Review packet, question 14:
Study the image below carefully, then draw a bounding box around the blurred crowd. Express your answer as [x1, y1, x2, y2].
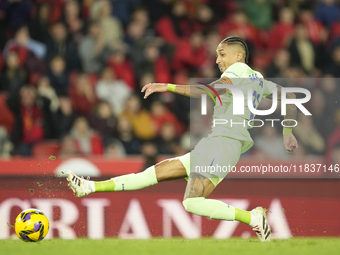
[0, 0, 339, 166]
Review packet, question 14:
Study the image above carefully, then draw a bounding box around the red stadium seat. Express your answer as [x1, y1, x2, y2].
[32, 141, 61, 158]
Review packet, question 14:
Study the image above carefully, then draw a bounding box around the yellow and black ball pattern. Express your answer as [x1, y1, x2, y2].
[15, 209, 49, 242]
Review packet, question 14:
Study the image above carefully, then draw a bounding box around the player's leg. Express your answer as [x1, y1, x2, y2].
[182, 173, 271, 241]
[66, 153, 190, 197]
[182, 173, 251, 224]
[181, 136, 271, 241]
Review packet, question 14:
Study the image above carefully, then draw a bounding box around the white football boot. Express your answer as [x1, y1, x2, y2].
[66, 171, 92, 198]
[251, 207, 271, 242]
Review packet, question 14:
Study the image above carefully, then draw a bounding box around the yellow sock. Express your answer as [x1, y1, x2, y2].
[94, 166, 157, 192]
[235, 208, 251, 225]
[94, 180, 115, 192]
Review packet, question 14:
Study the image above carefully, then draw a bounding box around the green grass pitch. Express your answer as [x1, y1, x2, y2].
[1, 238, 340, 255]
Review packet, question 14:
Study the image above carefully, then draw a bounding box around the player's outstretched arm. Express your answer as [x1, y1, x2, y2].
[141, 79, 229, 99]
[267, 85, 298, 154]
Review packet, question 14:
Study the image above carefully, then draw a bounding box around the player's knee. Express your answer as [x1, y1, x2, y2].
[182, 198, 194, 213]
[182, 197, 204, 214]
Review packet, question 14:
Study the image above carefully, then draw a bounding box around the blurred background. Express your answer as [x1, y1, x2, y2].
[0, 0, 339, 165]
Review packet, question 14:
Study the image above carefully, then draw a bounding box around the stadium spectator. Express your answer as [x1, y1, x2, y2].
[293, 113, 326, 155]
[287, 24, 316, 75]
[181, 116, 209, 152]
[315, 0, 340, 28]
[79, 21, 110, 74]
[299, 7, 328, 46]
[155, 1, 191, 44]
[116, 116, 140, 155]
[62, 0, 86, 46]
[104, 138, 126, 158]
[324, 45, 340, 76]
[58, 134, 80, 158]
[51, 93, 78, 139]
[244, 0, 273, 30]
[155, 122, 184, 155]
[0, 51, 26, 92]
[254, 123, 289, 160]
[131, 6, 150, 29]
[309, 89, 336, 142]
[172, 32, 207, 71]
[36, 75, 59, 114]
[136, 42, 171, 83]
[290, 143, 308, 161]
[331, 144, 340, 175]
[69, 73, 98, 115]
[108, 49, 136, 91]
[0, 126, 12, 158]
[47, 55, 70, 94]
[70, 116, 104, 155]
[264, 49, 291, 78]
[0, 93, 14, 135]
[3, 26, 46, 59]
[143, 0, 172, 25]
[124, 20, 155, 80]
[121, 94, 155, 140]
[325, 116, 340, 167]
[28, 3, 51, 44]
[111, 0, 142, 26]
[320, 75, 339, 115]
[150, 100, 182, 136]
[95, 67, 131, 116]
[330, 15, 340, 40]
[140, 140, 157, 169]
[192, 4, 215, 35]
[0, 0, 32, 34]
[45, 22, 81, 71]
[7, 85, 50, 156]
[268, 7, 295, 49]
[219, 11, 262, 48]
[124, 20, 148, 54]
[287, 0, 315, 15]
[200, 30, 221, 77]
[0, 26, 7, 51]
[171, 71, 190, 126]
[90, 0, 123, 47]
[88, 100, 117, 142]
[137, 72, 158, 110]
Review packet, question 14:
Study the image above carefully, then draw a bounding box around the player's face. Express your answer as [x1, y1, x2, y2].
[215, 43, 239, 73]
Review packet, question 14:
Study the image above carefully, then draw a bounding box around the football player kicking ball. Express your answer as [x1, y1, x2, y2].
[67, 37, 298, 242]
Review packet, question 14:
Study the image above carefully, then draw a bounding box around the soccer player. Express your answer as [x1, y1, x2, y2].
[67, 37, 298, 242]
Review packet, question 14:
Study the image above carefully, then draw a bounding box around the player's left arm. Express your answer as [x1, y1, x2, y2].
[266, 84, 298, 154]
[141, 77, 231, 99]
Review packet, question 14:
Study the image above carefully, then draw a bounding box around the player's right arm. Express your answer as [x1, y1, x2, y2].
[265, 83, 298, 154]
[141, 78, 230, 99]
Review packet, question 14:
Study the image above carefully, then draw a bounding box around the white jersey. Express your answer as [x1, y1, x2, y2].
[211, 62, 276, 153]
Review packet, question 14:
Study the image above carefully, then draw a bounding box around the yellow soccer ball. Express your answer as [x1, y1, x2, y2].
[15, 209, 49, 242]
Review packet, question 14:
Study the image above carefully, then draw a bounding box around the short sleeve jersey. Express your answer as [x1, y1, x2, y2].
[211, 62, 276, 153]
